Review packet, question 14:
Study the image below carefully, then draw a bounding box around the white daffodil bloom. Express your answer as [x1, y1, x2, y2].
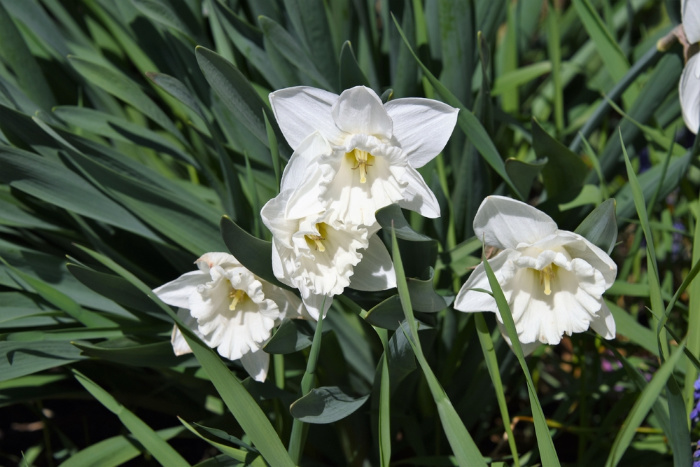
[680, 54, 700, 133]
[683, 0, 700, 44]
[154, 252, 304, 382]
[680, 0, 700, 133]
[454, 196, 617, 355]
[261, 133, 396, 320]
[269, 85, 458, 226]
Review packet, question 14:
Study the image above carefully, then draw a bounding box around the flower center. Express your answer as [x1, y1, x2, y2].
[228, 287, 248, 311]
[304, 222, 328, 252]
[346, 149, 375, 184]
[539, 264, 557, 296]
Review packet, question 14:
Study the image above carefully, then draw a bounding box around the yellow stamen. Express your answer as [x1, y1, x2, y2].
[228, 288, 246, 311]
[347, 149, 375, 184]
[540, 264, 556, 296]
[305, 223, 328, 252]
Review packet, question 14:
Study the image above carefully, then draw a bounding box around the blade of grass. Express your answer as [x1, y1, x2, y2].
[604, 341, 686, 467]
[391, 227, 487, 467]
[481, 258, 560, 466]
[73, 370, 190, 467]
[474, 313, 520, 466]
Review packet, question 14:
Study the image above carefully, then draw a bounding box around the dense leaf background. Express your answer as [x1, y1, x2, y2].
[0, 0, 698, 466]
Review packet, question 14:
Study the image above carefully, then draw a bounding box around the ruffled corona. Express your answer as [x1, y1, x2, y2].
[154, 252, 304, 382]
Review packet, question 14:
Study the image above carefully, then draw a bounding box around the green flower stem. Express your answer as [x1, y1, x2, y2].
[288, 309, 325, 464]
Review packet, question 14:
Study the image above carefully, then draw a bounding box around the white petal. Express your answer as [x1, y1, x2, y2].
[349, 234, 396, 291]
[280, 131, 333, 193]
[332, 86, 392, 139]
[197, 252, 242, 270]
[153, 270, 206, 308]
[473, 196, 558, 250]
[589, 300, 616, 339]
[497, 322, 542, 356]
[396, 165, 441, 218]
[540, 231, 617, 287]
[453, 251, 514, 313]
[384, 98, 459, 168]
[270, 240, 294, 288]
[171, 308, 198, 356]
[683, 0, 700, 44]
[240, 348, 270, 382]
[261, 192, 299, 247]
[262, 281, 305, 320]
[269, 86, 344, 148]
[680, 55, 700, 134]
[302, 293, 333, 321]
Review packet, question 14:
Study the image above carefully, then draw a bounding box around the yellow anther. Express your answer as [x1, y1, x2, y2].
[348, 149, 374, 184]
[305, 223, 328, 252]
[540, 265, 556, 296]
[228, 288, 246, 311]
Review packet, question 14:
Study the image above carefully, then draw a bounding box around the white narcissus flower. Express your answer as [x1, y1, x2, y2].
[680, 54, 700, 134]
[154, 252, 304, 382]
[269, 85, 458, 226]
[680, 0, 700, 133]
[454, 196, 617, 355]
[683, 0, 700, 44]
[261, 132, 396, 320]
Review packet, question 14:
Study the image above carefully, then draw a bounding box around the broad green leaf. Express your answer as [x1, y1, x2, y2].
[0, 2, 55, 110]
[73, 370, 190, 467]
[364, 295, 407, 330]
[574, 199, 618, 254]
[407, 270, 454, 312]
[491, 62, 552, 96]
[58, 426, 185, 467]
[52, 106, 198, 167]
[179, 418, 266, 466]
[0, 146, 159, 240]
[532, 119, 587, 204]
[339, 41, 371, 90]
[72, 339, 193, 368]
[195, 46, 277, 150]
[282, 0, 338, 90]
[0, 340, 86, 382]
[258, 16, 333, 90]
[132, 0, 196, 42]
[504, 158, 546, 201]
[68, 55, 185, 145]
[386, 320, 417, 393]
[376, 204, 433, 242]
[67, 264, 166, 320]
[263, 319, 316, 354]
[290, 386, 370, 424]
[220, 215, 287, 288]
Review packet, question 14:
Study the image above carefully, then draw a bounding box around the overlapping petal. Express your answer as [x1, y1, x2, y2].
[683, 0, 700, 44]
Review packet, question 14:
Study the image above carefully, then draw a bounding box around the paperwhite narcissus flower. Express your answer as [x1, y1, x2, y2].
[454, 196, 617, 355]
[680, 0, 700, 133]
[269, 85, 458, 226]
[154, 252, 304, 382]
[261, 133, 396, 320]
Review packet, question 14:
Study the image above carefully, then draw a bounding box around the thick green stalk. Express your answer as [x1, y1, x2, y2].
[288, 310, 325, 464]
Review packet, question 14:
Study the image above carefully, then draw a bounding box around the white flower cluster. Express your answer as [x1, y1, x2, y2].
[154, 86, 621, 379]
[261, 86, 459, 319]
